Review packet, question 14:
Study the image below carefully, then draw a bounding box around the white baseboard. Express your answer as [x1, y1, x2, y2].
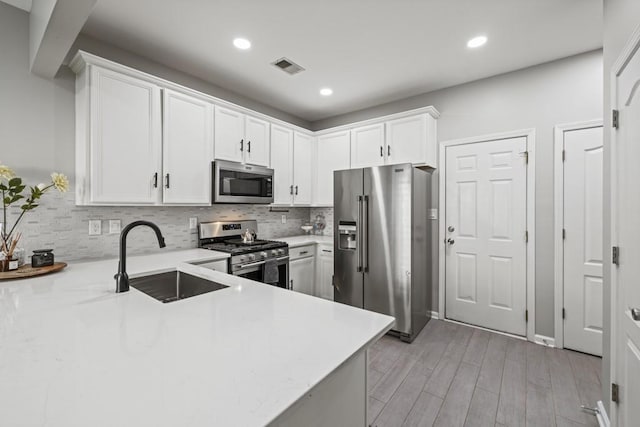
[430, 311, 439, 319]
[534, 334, 556, 347]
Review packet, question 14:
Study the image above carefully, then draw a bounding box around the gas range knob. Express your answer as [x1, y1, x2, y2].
[260, 252, 268, 258]
[248, 254, 256, 261]
[271, 250, 278, 256]
[278, 249, 285, 255]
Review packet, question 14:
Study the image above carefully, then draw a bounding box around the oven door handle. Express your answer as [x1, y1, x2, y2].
[235, 260, 266, 269]
[235, 256, 289, 270]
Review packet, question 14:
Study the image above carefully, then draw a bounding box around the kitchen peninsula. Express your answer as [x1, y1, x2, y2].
[0, 249, 394, 426]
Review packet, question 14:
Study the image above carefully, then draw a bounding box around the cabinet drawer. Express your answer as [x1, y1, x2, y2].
[290, 244, 315, 260]
[318, 245, 334, 257]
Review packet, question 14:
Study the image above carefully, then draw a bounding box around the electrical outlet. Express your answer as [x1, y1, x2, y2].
[109, 220, 121, 234]
[281, 215, 286, 224]
[427, 209, 438, 220]
[88, 220, 102, 235]
[189, 217, 198, 230]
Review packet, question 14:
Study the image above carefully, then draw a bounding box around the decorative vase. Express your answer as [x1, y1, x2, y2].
[0, 255, 18, 272]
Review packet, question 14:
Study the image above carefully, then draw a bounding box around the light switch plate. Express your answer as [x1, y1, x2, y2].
[189, 217, 198, 230]
[109, 220, 121, 234]
[89, 220, 102, 235]
[281, 215, 286, 224]
[427, 209, 438, 220]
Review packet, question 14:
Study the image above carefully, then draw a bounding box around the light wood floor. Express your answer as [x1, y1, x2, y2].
[368, 319, 602, 427]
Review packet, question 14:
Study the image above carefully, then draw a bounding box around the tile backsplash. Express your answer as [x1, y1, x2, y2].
[3, 190, 311, 262]
[310, 208, 334, 236]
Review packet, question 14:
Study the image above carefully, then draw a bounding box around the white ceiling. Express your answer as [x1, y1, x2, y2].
[81, 0, 602, 122]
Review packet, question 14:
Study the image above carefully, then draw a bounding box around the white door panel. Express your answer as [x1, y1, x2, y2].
[614, 40, 640, 426]
[244, 116, 270, 166]
[563, 126, 603, 356]
[270, 124, 293, 205]
[445, 137, 527, 336]
[350, 123, 385, 168]
[214, 106, 244, 162]
[293, 132, 312, 205]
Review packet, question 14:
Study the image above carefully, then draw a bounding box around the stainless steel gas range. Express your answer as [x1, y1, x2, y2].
[198, 220, 290, 289]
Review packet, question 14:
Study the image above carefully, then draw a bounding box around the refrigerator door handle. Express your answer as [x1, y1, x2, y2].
[363, 195, 369, 272]
[357, 195, 363, 272]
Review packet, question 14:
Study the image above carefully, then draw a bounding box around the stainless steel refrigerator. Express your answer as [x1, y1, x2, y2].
[333, 163, 433, 342]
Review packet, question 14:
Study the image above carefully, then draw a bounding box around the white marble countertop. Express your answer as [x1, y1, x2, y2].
[276, 235, 333, 248]
[0, 248, 393, 427]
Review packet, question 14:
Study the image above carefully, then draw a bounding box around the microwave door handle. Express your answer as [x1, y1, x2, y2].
[357, 195, 363, 272]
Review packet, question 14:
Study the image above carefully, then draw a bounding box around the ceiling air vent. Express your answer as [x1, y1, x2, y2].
[272, 57, 305, 75]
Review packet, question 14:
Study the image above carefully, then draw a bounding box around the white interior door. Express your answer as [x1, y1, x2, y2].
[445, 137, 528, 336]
[562, 126, 603, 356]
[613, 34, 640, 427]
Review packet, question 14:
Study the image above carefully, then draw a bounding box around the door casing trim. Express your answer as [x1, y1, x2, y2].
[438, 128, 536, 342]
[552, 119, 603, 351]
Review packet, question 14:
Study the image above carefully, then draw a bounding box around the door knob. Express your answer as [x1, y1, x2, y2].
[632, 308, 640, 321]
[448, 226, 455, 232]
[447, 238, 455, 245]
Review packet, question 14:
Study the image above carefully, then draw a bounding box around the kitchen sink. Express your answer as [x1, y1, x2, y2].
[130, 271, 228, 303]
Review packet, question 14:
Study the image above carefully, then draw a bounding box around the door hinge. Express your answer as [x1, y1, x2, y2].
[612, 246, 620, 266]
[525, 231, 529, 242]
[525, 310, 529, 322]
[612, 383, 619, 403]
[613, 109, 619, 129]
[521, 151, 529, 164]
[562, 308, 566, 319]
[562, 229, 566, 240]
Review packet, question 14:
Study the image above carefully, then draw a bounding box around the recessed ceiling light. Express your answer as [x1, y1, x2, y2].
[320, 88, 333, 96]
[467, 35, 487, 48]
[233, 38, 251, 50]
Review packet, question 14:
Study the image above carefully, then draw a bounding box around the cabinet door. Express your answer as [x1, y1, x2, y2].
[244, 116, 270, 166]
[293, 132, 313, 205]
[214, 106, 244, 163]
[290, 256, 315, 295]
[350, 123, 385, 168]
[315, 131, 350, 206]
[90, 67, 161, 204]
[270, 124, 294, 205]
[385, 114, 428, 166]
[317, 247, 334, 301]
[162, 89, 213, 204]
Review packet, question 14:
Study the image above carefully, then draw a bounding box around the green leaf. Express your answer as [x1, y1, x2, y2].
[4, 197, 11, 205]
[8, 177, 21, 187]
[14, 185, 25, 193]
[0, 183, 7, 191]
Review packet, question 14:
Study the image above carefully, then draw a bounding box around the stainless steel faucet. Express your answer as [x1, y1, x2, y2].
[114, 220, 166, 293]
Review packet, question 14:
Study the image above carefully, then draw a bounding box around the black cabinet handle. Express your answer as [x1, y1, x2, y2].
[295, 185, 299, 195]
[380, 146, 383, 157]
[240, 139, 244, 152]
[153, 172, 158, 188]
[322, 249, 332, 253]
[388, 145, 391, 156]
[165, 173, 170, 189]
[248, 140, 251, 153]
[290, 185, 294, 195]
[300, 251, 309, 255]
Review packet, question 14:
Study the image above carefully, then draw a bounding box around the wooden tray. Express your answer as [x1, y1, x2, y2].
[0, 262, 67, 281]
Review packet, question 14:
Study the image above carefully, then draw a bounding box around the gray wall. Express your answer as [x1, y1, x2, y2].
[602, 0, 640, 412]
[313, 50, 604, 338]
[0, 3, 309, 261]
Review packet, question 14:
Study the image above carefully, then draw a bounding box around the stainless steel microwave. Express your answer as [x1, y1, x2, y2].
[212, 160, 274, 204]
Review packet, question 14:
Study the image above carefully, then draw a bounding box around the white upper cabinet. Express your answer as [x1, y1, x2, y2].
[350, 123, 385, 168]
[80, 66, 162, 205]
[214, 106, 244, 163]
[162, 89, 214, 205]
[270, 124, 294, 205]
[293, 132, 313, 205]
[244, 116, 270, 166]
[385, 113, 435, 166]
[214, 106, 270, 167]
[315, 131, 351, 206]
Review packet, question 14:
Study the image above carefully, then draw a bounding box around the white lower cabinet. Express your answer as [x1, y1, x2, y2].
[316, 245, 334, 301]
[289, 250, 315, 295]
